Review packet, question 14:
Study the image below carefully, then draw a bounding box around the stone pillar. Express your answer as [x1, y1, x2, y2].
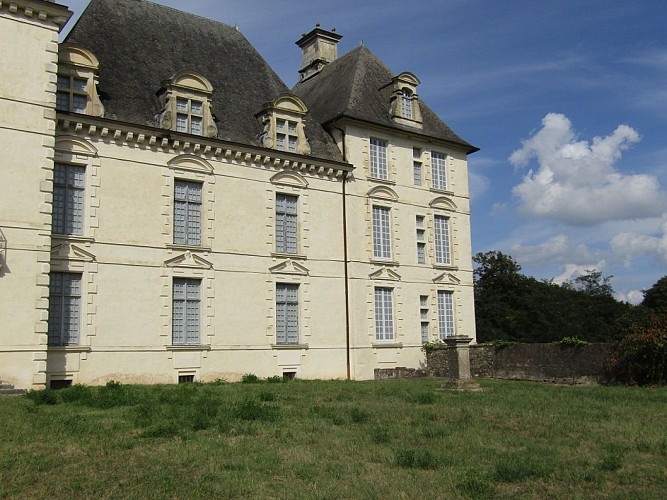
[441, 336, 481, 391]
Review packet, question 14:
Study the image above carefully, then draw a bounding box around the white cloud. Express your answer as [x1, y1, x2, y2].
[509, 234, 594, 266]
[509, 113, 667, 225]
[468, 172, 490, 200]
[552, 262, 606, 286]
[616, 290, 645, 305]
[611, 217, 667, 265]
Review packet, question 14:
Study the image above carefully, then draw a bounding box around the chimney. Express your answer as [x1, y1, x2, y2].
[296, 24, 342, 81]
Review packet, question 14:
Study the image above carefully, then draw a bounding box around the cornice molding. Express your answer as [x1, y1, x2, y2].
[0, 0, 72, 29]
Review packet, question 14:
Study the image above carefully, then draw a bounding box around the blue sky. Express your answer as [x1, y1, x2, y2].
[62, 0, 667, 303]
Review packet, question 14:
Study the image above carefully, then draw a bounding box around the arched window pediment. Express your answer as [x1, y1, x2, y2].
[429, 196, 457, 211]
[368, 186, 399, 202]
[158, 70, 217, 138]
[258, 93, 310, 155]
[167, 154, 214, 175]
[55, 136, 98, 156]
[270, 171, 309, 188]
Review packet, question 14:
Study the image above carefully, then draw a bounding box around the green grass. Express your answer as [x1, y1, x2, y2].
[1, 379, 666, 499]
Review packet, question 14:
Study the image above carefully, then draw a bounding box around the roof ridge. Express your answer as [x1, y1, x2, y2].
[139, 0, 239, 31]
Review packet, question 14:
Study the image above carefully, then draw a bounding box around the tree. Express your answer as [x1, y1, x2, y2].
[564, 270, 614, 298]
[642, 276, 667, 312]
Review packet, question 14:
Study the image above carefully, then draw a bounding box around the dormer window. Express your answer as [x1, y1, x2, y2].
[389, 72, 422, 128]
[56, 75, 88, 113]
[258, 94, 310, 155]
[56, 43, 104, 116]
[276, 119, 298, 152]
[176, 98, 203, 135]
[158, 70, 217, 138]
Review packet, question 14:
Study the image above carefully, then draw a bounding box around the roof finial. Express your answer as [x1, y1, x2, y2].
[360, 38, 364, 47]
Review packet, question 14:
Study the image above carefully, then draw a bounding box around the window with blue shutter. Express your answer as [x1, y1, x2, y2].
[374, 287, 394, 341]
[172, 278, 200, 345]
[53, 163, 85, 236]
[174, 180, 202, 246]
[434, 215, 451, 265]
[276, 283, 299, 344]
[276, 194, 298, 254]
[372, 206, 391, 259]
[438, 291, 455, 340]
[48, 273, 81, 346]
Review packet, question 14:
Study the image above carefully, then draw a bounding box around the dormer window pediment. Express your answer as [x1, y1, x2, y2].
[57, 43, 104, 117]
[258, 94, 311, 155]
[158, 70, 218, 138]
[389, 72, 422, 128]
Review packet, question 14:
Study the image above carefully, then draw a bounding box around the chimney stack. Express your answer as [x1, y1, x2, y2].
[296, 24, 342, 81]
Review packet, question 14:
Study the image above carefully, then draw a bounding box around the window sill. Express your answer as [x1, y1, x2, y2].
[271, 343, 309, 350]
[167, 344, 211, 351]
[370, 259, 399, 267]
[368, 177, 395, 186]
[47, 345, 92, 353]
[271, 252, 307, 260]
[433, 264, 458, 271]
[430, 187, 455, 196]
[372, 342, 403, 349]
[166, 244, 211, 252]
[51, 235, 95, 244]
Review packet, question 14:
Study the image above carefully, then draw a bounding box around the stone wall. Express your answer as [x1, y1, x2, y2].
[427, 343, 612, 384]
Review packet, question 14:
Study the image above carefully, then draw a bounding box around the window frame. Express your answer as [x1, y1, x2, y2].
[374, 287, 395, 342]
[173, 179, 203, 247]
[437, 290, 455, 340]
[275, 193, 299, 254]
[172, 278, 201, 346]
[52, 162, 86, 236]
[47, 272, 82, 346]
[276, 283, 299, 345]
[420, 295, 430, 343]
[431, 152, 448, 191]
[370, 138, 388, 180]
[372, 205, 392, 260]
[434, 214, 451, 266]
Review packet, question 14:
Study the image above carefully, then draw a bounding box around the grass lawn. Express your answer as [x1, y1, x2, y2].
[0, 378, 665, 499]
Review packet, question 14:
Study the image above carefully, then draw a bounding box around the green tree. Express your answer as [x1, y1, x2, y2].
[564, 270, 614, 298]
[642, 276, 667, 312]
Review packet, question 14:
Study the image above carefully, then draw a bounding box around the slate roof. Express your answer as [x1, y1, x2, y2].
[64, 0, 343, 161]
[293, 46, 478, 154]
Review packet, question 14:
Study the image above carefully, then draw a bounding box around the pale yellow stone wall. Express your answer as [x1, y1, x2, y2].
[339, 122, 476, 380]
[0, 2, 70, 389]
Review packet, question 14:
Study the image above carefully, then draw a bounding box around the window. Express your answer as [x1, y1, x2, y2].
[172, 278, 200, 345]
[158, 70, 217, 138]
[434, 215, 451, 265]
[275, 193, 298, 254]
[173, 180, 202, 246]
[413, 148, 423, 186]
[416, 216, 426, 264]
[432, 152, 447, 191]
[257, 94, 310, 155]
[276, 284, 299, 344]
[420, 295, 430, 343]
[53, 163, 85, 236]
[176, 98, 203, 135]
[56, 75, 88, 113]
[372, 206, 392, 260]
[48, 273, 81, 346]
[370, 138, 388, 179]
[276, 120, 298, 153]
[438, 291, 455, 339]
[374, 287, 394, 341]
[401, 89, 413, 120]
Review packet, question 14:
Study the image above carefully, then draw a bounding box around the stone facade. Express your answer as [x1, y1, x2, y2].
[0, 0, 477, 389]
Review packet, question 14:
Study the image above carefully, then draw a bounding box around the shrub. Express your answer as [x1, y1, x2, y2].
[59, 384, 93, 404]
[235, 398, 278, 422]
[259, 391, 276, 402]
[266, 376, 283, 384]
[241, 373, 260, 384]
[25, 389, 59, 405]
[608, 315, 667, 385]
[421, 339, 445, 354]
